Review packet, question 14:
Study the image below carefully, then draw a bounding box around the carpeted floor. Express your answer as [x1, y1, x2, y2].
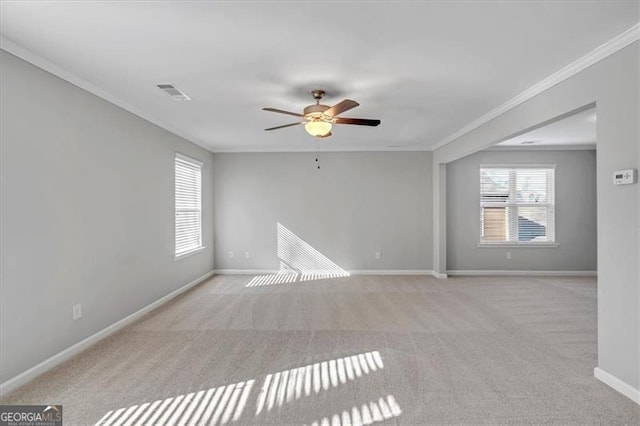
[1, 274, 639, 425]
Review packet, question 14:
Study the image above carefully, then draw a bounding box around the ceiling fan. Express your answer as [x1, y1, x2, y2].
[263, 90, 381, 138]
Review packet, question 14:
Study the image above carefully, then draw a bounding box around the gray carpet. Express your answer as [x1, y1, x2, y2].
[1, 274, 639, 425]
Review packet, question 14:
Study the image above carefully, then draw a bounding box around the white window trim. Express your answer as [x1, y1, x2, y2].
[174, 153, 204, 260]
[174, 246, 206, 260]
[480, 164, 557, 169]
[478, 164, 557, 247]
[176, 152, 203, 167]
[477, 242, 560, 248]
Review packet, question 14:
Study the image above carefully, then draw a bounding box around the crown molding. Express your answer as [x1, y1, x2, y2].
[211, 146, 433, 154]
[431, 23, 640, 151]
[488, 143, 596, 151]
[0, 36, 213, 153]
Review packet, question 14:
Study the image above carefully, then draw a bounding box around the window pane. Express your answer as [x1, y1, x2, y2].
[480, 166, 555, 244]
[480, 169, 510, 203]
[481, 207, 508, 242]
[517, 206, 550, 242]
[175, 155, 202, 256]
[515, 169, 551, 204]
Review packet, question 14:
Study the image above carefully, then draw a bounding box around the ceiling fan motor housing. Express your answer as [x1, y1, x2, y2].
[303, 104, 330, 118]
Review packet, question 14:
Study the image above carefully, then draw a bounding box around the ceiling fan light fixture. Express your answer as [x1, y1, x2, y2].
[263, 89, 380, 138]
[305, 120, 332, 137]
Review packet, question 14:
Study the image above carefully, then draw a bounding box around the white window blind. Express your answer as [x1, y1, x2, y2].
[480, 166, 555, 244]
[175, 154, 202, 257]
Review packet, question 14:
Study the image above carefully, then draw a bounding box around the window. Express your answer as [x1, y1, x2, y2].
[480, 166, 555, 244]
[175, 154, 203, 257]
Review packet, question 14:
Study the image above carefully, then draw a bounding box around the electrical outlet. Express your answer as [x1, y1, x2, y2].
[245, 251, 250, 259]
[506, 251, 512, 260]
[228, 251, 234, 259]
[72, 304, 82, 320]
[374, 251, 382, 260]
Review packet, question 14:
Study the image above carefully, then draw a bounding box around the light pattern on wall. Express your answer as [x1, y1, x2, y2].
[246, 223, 349, 287]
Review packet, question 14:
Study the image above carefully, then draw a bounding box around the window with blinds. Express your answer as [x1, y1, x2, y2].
[175, 154, 203, 257]
[480, 166, 555, 244]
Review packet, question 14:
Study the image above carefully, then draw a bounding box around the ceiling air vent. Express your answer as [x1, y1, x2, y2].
[520, 140, 540, 145]
[157, 84, 191, 101]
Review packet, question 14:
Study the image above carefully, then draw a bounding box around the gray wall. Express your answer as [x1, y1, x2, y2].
[434, 42, 639, 392]
[0, 51, 215, 383]
[213, 152, 432, 272]
[447, 149, 597, 271]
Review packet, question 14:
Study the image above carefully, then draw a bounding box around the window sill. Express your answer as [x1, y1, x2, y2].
[175, 246, 206, 260]
[477, 242, 559, 248]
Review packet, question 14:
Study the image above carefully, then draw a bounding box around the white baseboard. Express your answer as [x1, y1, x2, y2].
[0, 270, 214, 397]
[215, 269, 433, 276]
[349, 270, 432, 276]
[447, 270, 597, 277]
[594, 367, 640, 405]
[217, 269, 595, 278]
[214, 269, 278, 275]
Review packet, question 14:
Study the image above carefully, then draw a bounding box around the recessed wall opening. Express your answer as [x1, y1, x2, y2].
[446, 105, 597, 274]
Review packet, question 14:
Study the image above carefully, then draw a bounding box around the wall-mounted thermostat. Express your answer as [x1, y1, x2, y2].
[613, 168, 637, 185]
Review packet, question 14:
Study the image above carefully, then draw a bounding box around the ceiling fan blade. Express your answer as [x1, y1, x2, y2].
[335, 117, 381, 126]
[264, 122, 303, 131]
[324, 99, 359, 117]
[262, 107, 304, 117]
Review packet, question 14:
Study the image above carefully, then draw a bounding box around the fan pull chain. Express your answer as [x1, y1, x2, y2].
[315, 141, 320, 170]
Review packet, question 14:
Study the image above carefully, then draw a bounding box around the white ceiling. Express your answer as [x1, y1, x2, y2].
[497, 107, 596, 148]
[1, 2, 638, 152]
